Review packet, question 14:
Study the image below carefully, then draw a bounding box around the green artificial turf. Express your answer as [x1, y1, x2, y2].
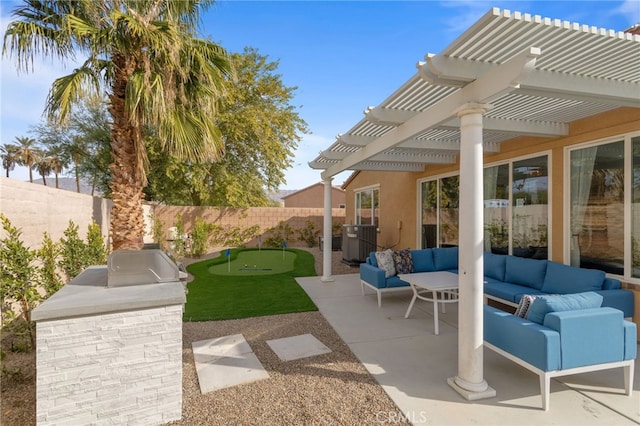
[183, 248, 318, 321]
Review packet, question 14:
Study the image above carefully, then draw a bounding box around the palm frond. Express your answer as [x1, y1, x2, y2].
[159, 107, 224, 163]
[46, 67, 101, 123]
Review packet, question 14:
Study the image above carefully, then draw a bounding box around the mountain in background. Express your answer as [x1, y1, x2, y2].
[268, 189, 296, 205]
[28, 177, 102, 196]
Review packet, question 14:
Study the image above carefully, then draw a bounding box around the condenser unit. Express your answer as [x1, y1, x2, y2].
[341, 224, 377, 266]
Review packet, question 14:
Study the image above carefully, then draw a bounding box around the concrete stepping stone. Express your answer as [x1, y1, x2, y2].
[192, 334, 269, 394]
[266, 333, 332, 361]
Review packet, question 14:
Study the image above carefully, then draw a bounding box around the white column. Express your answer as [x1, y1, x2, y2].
[321, 178, 334, 282]
[447, 103, 496, 400]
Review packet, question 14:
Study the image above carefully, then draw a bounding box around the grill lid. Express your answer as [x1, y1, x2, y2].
[107, 249, 181, 287]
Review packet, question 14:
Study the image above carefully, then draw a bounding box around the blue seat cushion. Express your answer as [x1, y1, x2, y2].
[526, 292, 603, 324]
[433, 247, 458, 271]
[504, 256, 547, 290]
[484, 280, 544, 304]
[541, 261, 605, 294]
[411, 249, 435, 272]
[484, 252, 506, 282]
[386, 276, 410, 288]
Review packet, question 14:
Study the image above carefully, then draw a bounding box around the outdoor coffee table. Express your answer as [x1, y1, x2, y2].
[399, 271, 459, 335]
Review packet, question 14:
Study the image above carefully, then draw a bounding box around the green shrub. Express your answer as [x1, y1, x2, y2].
[171, 214, 187, 259]
[58, 221, 88, 282]
[0, 215, 109, 355]
[36, 232, 63, 297]
[264, 221, 294, 248]
[85, 221, 109, 265]
[150, 214, 165, 250]
[209, 224, 261, 248]
[0, 214, 39, 350]
[189, 217, 211, 258]
[298, 220, 320, 247]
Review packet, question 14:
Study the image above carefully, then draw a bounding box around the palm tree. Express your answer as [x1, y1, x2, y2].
[64, 137, 88, 193]
[45, 146, 66, 189]
[35, 151, 53, 186]
[14, 136, 38, 183]
[1, 143, 19, 177]
[3, 0, 232, 250]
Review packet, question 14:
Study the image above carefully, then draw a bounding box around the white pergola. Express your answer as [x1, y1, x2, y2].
[310, 8, 640, 401]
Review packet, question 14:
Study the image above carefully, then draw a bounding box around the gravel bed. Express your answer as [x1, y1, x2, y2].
[2, 247, 407, 425]
[174, 311, 406, 425]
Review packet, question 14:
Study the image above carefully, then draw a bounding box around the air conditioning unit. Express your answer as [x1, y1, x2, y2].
[341, 224, 377, 266]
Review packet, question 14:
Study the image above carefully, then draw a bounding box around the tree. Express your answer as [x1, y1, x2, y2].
[34, 151, 53, 186]
[30, 122, 71, 189]
[1, 144, 19, 178]
[33, 96, 112, 195]
[145, 47, 308, 207]
[3, 0, 232, 250]
[45, 146, 65, 189]
[68, 97, 113, 196]
[14, 136, 38, 182]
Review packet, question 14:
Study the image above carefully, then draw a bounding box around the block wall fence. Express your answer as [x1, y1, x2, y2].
[152, 205, 346, 247]
[1, 177, 346, 251]
[0, 177, 113, 249]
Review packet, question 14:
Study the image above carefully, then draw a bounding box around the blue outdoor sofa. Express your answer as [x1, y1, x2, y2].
[484, 296, 636, 410]
[359, 247, 635, 318]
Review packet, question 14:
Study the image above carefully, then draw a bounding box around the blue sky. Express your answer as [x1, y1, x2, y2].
[1, 0, 638, 189]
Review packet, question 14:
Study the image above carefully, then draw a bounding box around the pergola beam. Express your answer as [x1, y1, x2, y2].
[319, 149, 457, 164]
[364, 106, 417, 125]
[321, 47, 540, 180]
[441, 116, 568, 137]
[420, 53, 640, 107]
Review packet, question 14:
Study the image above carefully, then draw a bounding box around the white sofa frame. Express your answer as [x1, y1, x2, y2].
[484, 341, 635, 411]
[360, 279, 413, 308]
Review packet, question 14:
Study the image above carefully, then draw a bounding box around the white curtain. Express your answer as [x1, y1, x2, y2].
[570, 147, 598, 266]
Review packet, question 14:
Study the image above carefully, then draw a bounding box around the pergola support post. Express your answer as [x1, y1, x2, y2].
[321, 177, 334, 282]
[447, 103, 496, 400]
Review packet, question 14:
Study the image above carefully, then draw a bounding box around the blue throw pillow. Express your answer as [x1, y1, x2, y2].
[541, 261, 605, 294]
[433, 247, 458, 271]
[504, 256, 547, 290]
[526, 292, 603, 324]
[411, 249, 435, 272]
[484, 252, 506, 281]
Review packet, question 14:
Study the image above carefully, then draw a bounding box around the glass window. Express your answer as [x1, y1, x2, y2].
[419, 177, 458, 248]
[356, 187, 379, 226]
[439, 176, 459, 247]
[512, 156, 548, 259]
[483, 164, 509, 254]
[421, 180, 437, 248]
[419, 155, 549, 258]
[632, 137, 640, 278]
[570, 141, 624, 274]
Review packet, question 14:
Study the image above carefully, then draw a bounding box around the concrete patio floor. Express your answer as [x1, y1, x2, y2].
[296, 273, 640, 425]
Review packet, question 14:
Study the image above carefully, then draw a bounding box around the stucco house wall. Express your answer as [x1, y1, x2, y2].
[343, 171, 418, 250]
